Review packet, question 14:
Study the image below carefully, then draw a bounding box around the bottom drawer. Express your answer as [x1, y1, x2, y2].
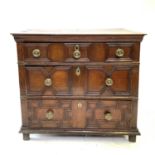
[28, 100, 136, 129]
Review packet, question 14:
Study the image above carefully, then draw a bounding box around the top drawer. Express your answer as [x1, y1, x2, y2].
[17, 43, 140, 64]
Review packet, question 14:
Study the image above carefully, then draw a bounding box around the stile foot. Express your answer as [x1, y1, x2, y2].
[23, 133, 30, 140]
[128, 135, 136, 142]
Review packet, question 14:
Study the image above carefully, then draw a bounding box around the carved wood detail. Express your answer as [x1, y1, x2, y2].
[12, 29, 145, 141]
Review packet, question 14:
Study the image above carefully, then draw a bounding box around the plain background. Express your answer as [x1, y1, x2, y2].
[0, 0, 155, 154]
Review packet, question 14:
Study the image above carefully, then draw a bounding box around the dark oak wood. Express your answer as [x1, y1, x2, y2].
[20, 128, 140, 136]
[12, 34, 144, 43]
[128, 135, 137, 142]
[12, 29, 145, 142]
[23, 133, 30, 140]
[27, 100, 135, 129]
[17, 42, 140, 63]
[24, 65, 138, 96]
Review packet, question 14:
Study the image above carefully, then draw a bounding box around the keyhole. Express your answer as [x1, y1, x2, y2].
[76, 67, 80, 76]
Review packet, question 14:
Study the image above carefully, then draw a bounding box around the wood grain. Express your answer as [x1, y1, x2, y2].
[12, 29, 145, 142]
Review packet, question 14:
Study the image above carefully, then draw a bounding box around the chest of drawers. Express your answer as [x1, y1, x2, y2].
[12, 29, 145, 142]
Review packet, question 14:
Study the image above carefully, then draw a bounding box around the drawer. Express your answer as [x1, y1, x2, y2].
[25, 65, 138, 96]
[28, 100, 135, 129]
[19, 42, 140, 63]
[106, 43, 140, 62]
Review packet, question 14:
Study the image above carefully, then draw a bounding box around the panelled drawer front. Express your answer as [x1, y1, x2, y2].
[26, 66, 71, 96]
[28, 100, 134, 129]
[87, 65, 139, 96]
[20, 42, 140, 63]
[106, 43, 140, 62]
[25, 65, 138, 96]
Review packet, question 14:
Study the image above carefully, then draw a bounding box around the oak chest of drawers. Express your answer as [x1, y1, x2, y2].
[12, 29, 145, 142]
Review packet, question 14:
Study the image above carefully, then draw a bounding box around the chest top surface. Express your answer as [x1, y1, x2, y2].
[11, 28, 145, 43]
[12, 28, 145, 35]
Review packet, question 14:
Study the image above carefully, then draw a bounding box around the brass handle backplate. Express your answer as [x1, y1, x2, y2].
[73, 45, 81, 59]
[44, 78, 52, 86]
[77, 102, 82, 108]
[104, 112, 112, 121]
[115, 48, 124, 57]
[105, 78, 113, 86]
[46, 110, 54, 120]
[75, 66, 81, 76]
[32, 49, 41, 58]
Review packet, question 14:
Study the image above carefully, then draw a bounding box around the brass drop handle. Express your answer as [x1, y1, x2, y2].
[77, 102, 82, 108]
[73, 45, 81, 59]
[75, 66, 80, 76]
[44, 78, 52, 86]
[105, 78, 113, 86]
[115, 48, 124, 57]
[32, 49, 41, 58]
[104, 111, 112, 121]
[46, 110, 54, 120]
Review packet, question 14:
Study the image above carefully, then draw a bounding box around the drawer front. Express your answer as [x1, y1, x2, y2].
[25, 66, 86, 96]
[87, 65, 139, 96]
[28, 100, 135, 129]
[106, 43, 140, 62]
[19, 42, 140, 63]
[25, 65, 138, 96]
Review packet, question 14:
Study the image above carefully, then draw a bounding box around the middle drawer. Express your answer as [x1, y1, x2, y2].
[25, 65, 138, 96]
